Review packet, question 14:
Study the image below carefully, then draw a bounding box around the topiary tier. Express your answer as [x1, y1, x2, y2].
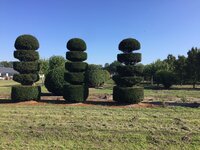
[63, 38, 89, 102]
[11, 34, 41, 102]
[113, 38, 144, 104]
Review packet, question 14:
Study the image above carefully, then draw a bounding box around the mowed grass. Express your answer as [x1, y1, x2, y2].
[0, 105, 199, 150]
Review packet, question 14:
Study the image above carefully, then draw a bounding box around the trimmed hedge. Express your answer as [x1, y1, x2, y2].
[13, 74, 39, 85]
[66, 51, 87, 62]
[13, 61, 40, 74]
[113, 86, 144, 103]
[113, 75, 143, 87]
[64, 72, 85, 84]
[117, 65, 143, 76]
[117, 53, 141, 64]
[44, 67, 68, 95]
[63, 84, 88, 102]
[14, 50, 39, 61]
[11, 86, 41, 102]
[14, 34, 39, 50]
[67, 38, 86, 51]
[65, 62, 88, 72]
[118, 38, 140, 53]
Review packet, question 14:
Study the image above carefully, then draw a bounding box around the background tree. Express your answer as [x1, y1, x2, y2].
[164, 54, 176, 71]
[0, 61, 13, 68]
[174, 55, 187, 85]
[186, 47, 200, 88]
[104, 60, 122, 75]
[49, 55, 65, 70]
[38, 59, 49, 75]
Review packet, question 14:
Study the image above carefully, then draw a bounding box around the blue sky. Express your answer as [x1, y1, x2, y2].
[0, 0, 200, 65]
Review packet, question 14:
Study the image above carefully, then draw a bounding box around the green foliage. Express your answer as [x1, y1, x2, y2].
[87, 64, 103, 71]
[14, 50, 39, 61]
[65, 72, 85, 84]
[117, 64, 143, 76]
[13, 74, 39, 85]
[11, 86, 41, 102]
[66, 51, 87, 62]
[155, 70, 176, 89]
[113, 86, 144, 103]
[14, 34, 39, 50]
[65, 62, 88, 72]
[117, 53, 141, 65]
[63, 84, 88, 102]
[118, 38, 140, 53]
[49, 55, 65, 70]
[13, 62, 40, 74]
[164, 54, 176, 71]
[113, 75, 143, 87]
[44, 67, 68, 95]
[67, 38, 86, 51]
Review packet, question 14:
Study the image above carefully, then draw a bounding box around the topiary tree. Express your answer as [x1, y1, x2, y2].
[11, 34, 41, 102]
[63, 38, 88, 102]
[113, 38, 144, 103]
[45, 67, 69, 95]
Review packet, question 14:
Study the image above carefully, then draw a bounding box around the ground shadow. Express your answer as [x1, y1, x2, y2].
[144, 85, 200, 91]
[0, 99, 13, 103]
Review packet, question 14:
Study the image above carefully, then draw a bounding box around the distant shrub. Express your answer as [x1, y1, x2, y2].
[155, 70, 176, 89]
[86, 69, 110, 88]
[45, 67, 68, 95]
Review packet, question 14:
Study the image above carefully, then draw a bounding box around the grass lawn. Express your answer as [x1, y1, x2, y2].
[0, 105, 199, 150]
[0, 80, 200, 149]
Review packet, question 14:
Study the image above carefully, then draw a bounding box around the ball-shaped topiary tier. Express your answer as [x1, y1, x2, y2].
[63, 84, 89, 102]
[113, 38, 144, 104]
[66, 51, 87, 62]
[63, 38, 89, 103]
[67, 38, 86, 51]
[65, 62, 88, 72]
[118, 38, 140, 53]
[14, 34, 39, 50]
[113, 86, 144, 103]
[14, 50, 39, 61]
[11, 34, 41, 102]
[11, 86, 41, 102]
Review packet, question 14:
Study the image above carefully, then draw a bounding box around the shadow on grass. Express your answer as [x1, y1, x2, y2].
[144, 85, 200, 91]
[0, 99, 13, 103]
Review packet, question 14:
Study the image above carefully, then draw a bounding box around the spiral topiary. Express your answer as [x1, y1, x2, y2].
[63, 38, 88, 102]
[113, 38, 144, 103]
[11, 34, 41, 102]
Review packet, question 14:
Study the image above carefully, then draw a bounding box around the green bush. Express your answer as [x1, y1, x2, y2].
[49, 55, 65, 70]
[113, 75, 143, 87]
[13, 74, 39, 85]
[13, 61, 40, 74]
[45, 67, 68, 95]
[65, 62, 88, 72]
[117, 53, 141, 65]
[66, 51, 87, 62]
[86, 69, 110, 88]
[117, 65, 143, 76]
[64, 72, 85, 84]
[14, 34, 39, 50]
[11, 86, 41, 102]
[14, 50, 39, 61]
[155, 70, 176, 89]
[118, 38, 140, 53]
[113, 86, 144, 103]
[67, 38, 86, 51]
[63, 84, 88, 102]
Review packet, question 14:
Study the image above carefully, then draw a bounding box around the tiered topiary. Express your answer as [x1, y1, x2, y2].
[113, 38, 144, 103]
[63, 38, 88, 102]
[11, 34, 41, 102]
